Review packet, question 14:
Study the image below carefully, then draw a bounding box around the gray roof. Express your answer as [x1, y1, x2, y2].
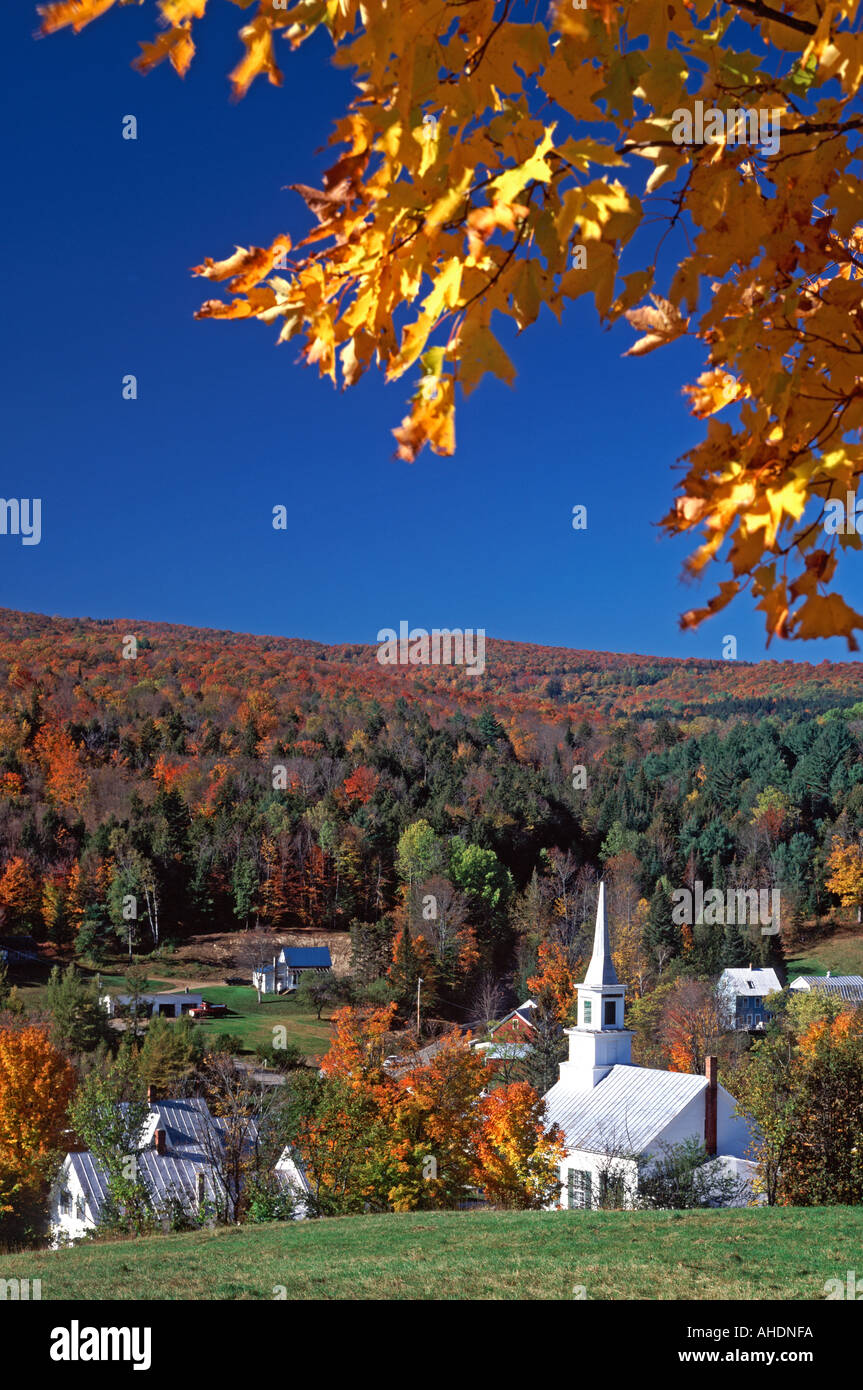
[793, 975, 863, 1002]
[544, 1064, 708, 1155]
[63, 1097, 303, 1221]
[719, 967, 782, 997]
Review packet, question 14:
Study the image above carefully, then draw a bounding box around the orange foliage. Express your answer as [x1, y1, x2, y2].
[0, 1024, 76, 1212]
[34, 721, 89, 813]
[527, 940, 580, 1023]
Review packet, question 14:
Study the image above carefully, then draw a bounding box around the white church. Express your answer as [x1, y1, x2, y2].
[544, 883, 755, 1209]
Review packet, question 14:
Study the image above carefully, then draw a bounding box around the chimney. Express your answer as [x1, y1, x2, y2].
[704, 1056, 718, 1157]
[147, 1085, 156, 1104]
[826, 970, 832, 979]
[154, 1128, 166, 1156]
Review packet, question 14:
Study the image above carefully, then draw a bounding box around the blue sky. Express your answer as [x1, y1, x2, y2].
[3, 3, 860, 664]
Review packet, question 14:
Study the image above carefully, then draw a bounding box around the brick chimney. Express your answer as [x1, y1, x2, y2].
[153, 1128, 166, 1156]
[704, 1056, 718, 1157]
[147, 1084, 156, 1104]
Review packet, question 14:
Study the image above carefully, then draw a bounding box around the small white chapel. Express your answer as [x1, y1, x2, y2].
[543, 882, 754, 1209]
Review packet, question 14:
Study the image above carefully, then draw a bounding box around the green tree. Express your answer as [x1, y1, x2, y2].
[45, 964, 112, 1056]
[68, 1050, 153, 1234]
[137, 1015, 202, 1093]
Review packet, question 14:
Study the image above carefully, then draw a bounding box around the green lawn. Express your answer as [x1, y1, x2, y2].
[179, 985, 333, 1057]
[4, 1207, 861, 1300]
[16, 975, 333, 1061]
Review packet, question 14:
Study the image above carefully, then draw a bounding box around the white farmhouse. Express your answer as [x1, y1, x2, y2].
[49, 1094, 310, 1245]
[544, 883, 754, 1210]
[252, 946, 333, 995]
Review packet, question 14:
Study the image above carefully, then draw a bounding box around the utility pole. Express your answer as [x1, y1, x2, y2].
[416, 977, 423, 1037]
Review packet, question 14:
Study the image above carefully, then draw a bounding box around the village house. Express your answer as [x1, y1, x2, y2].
[49, 1092, 309, 1245]
[717, 966, 783, 1031]
[544, 883, 755, 1210]
[472, 999, 537, 1070]
[251, 945, 332, 995]
[789, 972, 863, 1005]
[100, 991, 204, 1020]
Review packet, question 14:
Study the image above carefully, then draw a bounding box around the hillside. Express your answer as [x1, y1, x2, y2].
[2, 607, 862, 727]
[2, 604, 863, 1024]
[5, 1207, 861, 1300]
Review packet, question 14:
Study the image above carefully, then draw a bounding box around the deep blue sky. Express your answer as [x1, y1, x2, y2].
[3, 3, 860, 664]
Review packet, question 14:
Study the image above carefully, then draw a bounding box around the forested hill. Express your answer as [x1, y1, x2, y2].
[1, 607, 861, 726]
[1, 607, 862, 993]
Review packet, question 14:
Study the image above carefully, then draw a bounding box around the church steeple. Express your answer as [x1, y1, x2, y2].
[582, 880, 620, 989]
[558, 881, 633, 1090]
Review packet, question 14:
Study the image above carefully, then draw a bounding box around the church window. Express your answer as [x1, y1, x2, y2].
[604, 999, 616, 1026]
[583, 1000, 592, 1025]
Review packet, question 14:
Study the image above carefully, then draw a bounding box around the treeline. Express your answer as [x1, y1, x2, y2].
[1, 612, 863, 1024]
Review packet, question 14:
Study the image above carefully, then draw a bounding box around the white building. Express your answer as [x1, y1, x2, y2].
[49, 1095, 310, 1245]
[789, 973, 863, 1005]
[717, 966, 782, 1031]
[544, 883, 754, 1210]
[252, 946, 333, 995]
[100, 992, 203, 1019]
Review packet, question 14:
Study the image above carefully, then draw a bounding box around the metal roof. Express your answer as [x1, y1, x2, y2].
[544, 1064, 708, 1155]
[279, 947, 332, 968]
[109, 993, 203, 1007]
[719, 968, 782, 997]
[793, 974, 863, 1002]
[63, 1097, 306, 1222]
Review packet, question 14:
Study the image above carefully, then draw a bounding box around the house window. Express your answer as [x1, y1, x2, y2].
[75, 1198, 86, 1222]
[583, 1000, 592, 1025]
[746, 1013, 753, 1028]
[603, 1000, 616, 1026]
[567, 1169, 592, 1210]
[60, 1192, 72, 1215]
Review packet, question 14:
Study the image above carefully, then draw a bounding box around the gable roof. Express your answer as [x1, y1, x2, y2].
[718, 967, 782, 997]
[490, 1000, 537, 1034]
[791, 974, 863, 1002]
[61, 1097, 307, 1223]
[544, 1064, 708, 1155]
[278, 947, 332, 969]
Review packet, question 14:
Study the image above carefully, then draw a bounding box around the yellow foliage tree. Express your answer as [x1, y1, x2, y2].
[38, 0, 863, 645]
[0, 1023, 76, 1215]
[825, 835, 863, 921]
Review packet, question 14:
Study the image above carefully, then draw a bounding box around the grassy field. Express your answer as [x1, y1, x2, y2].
[177, 985, 333, 1056]
[15, 972, 333, 1061]
[4, 1207, 861, 1301]
[788, 929, 863, 980]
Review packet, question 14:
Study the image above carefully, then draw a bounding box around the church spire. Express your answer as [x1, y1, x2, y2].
[557, 879, 632, 1089]
[583, 881, 620, 988]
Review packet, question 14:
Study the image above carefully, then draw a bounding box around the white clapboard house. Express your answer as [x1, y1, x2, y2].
[49, 1093, 309, 1245]
[251, 945, 332, 995]
[543, 883, 755, 1210]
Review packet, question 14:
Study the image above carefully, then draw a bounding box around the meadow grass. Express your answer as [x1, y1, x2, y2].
[4, 1207, 860, 1301]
